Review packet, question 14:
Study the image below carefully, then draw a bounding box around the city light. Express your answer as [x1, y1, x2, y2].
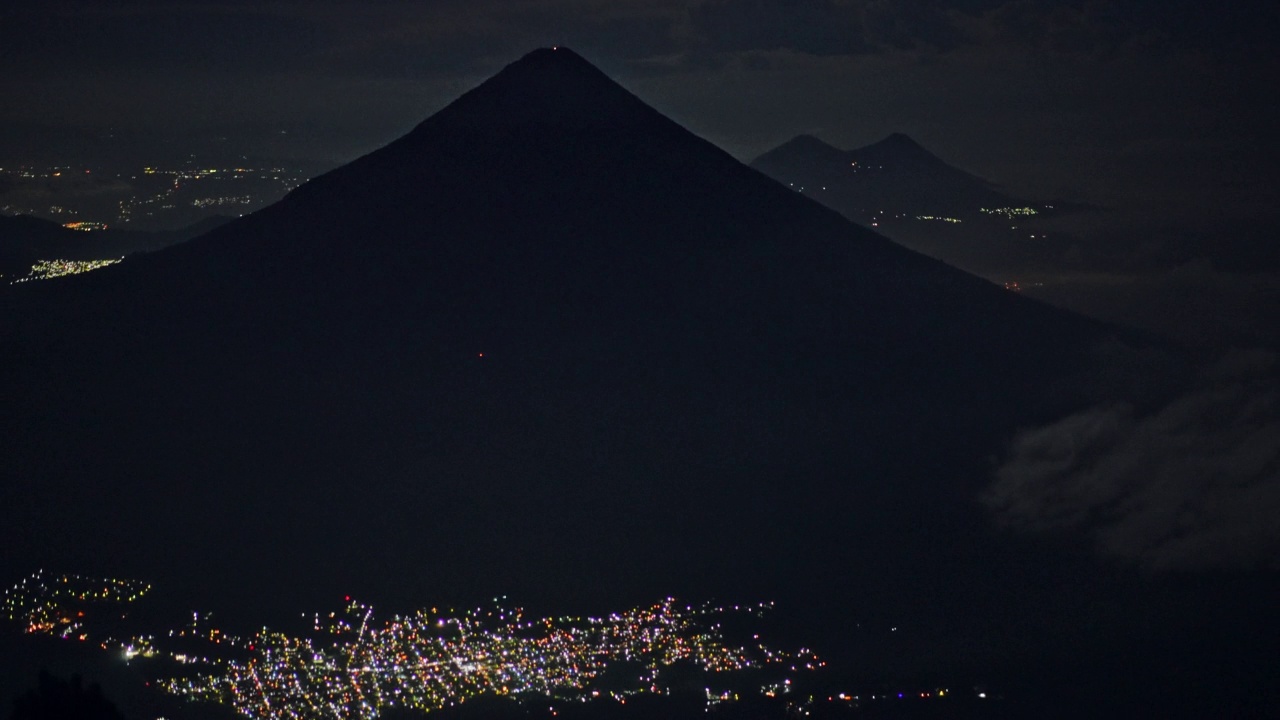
[4, 572, 828, 719]
[62, 221, 109, 231]
[980, 206, 1039, 218]
[10, 258, 123, 284]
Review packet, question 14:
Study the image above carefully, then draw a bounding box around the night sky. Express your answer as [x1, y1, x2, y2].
[3, 1, 1278, 225]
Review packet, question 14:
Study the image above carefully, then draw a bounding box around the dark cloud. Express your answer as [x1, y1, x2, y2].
[689, 0, 874, 56]
[862, 1, 966, 51]
[976, 0, 1280, 57]
[0, 7, 322, 73]
[4, 0, 1274, 76]
[309, 24, 507, 79]
[682, 0, 984, 57]
[980, 1, 1125, 54]
[1108, 1, 1280, 53]
[682, 0, 1279, 60]
[679, 0, 1160, 60]
[559, 14, 682, 64]
[984, 350, 1280, 571]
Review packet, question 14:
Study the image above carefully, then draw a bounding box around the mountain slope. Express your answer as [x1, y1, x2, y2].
[0, 48, 1186, 696]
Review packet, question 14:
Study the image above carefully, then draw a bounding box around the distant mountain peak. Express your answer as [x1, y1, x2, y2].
[783, 134, 841, 153]
[752, 134, 843, 167]
[853, 132, 951, 168]
[750, 129, 1018, 216]
[881, 132, 921, 147]
[863, 132, 932, 157]
[518, 45, 591, 65]
[498, 46, 607, 82]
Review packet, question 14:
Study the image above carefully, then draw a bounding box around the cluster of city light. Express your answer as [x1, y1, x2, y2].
[61, 221, 109, 231]
[0, 166, 81, 180]
[817, 687, 982, 705]
[2, 202, 73, 217]
[3, 162, 302, 225]
[914, 215, 962, 223]
[1002, 280, 1044, 292]
[10, 258, 122, 284]
[4, 573, 825, 719]
[193, 195, 253, 208]
[1, 167, 99, 219]
[2, 570, 150, 639]
[980, 206, 1039, 218]
[142, 166, 288, 179]
[162, 597, 824, 719]
[120, 164, 301, 224]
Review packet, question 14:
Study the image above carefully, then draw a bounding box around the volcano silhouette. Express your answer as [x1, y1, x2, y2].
[1, 48, 1176, 693]
[752, 131, 1025, 219]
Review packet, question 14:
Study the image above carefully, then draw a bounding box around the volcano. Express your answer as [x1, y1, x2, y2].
[1, 48, 1193, 705]
[751, 131, 1030, 221]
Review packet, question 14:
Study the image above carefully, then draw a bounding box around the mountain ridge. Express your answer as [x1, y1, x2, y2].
[751, 131, 1020, 218]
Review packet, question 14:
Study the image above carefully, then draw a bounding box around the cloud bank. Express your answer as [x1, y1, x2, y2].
[984, 350, 1280, 571]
